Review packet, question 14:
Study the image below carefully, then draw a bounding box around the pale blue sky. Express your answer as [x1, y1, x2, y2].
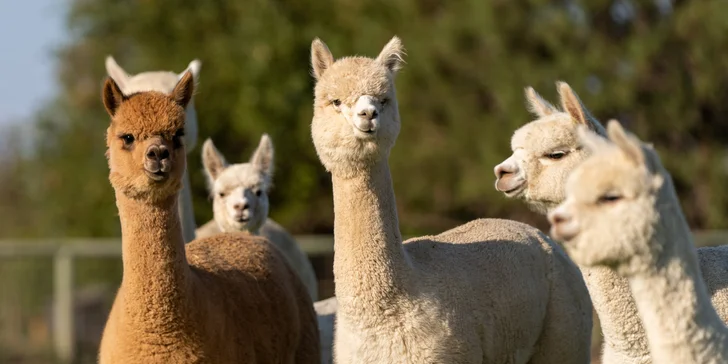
[0, 1, 67, 126]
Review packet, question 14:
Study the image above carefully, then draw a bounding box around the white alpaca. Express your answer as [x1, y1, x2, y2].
[549, 120, 728, 364]
[195, 135, 319, 301]
[310, 36, 592, 363]
[494, 82, 728, 364]
[105, 56, 200, 243]
[313, 296, 338, 364]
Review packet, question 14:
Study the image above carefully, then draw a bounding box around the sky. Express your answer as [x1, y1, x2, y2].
[0, 1, 67, 126]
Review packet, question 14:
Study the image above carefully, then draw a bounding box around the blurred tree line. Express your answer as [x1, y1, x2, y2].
[2, 0, 728, 239]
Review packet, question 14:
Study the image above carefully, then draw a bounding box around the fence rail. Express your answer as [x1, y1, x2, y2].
[1, 231, 726, 363]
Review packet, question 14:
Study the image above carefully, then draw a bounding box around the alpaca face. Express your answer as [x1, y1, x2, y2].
[105, 56, 201, 150]
[495, 82, 605, 214]
[310, 37, 404, 177]
[202, 136, 274, 234]
[102, 72, 194, 202]
[495, 116, 591, 214]
[548, 121, 663, 275]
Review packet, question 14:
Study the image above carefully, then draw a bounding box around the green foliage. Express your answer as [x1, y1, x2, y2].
[2, 0, 728, 238]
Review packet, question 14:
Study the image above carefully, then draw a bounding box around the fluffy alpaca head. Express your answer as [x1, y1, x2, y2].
[310, 36, 404, 178]
[548, 120, 665, 276]
[105, 56, 201, 150]
[102, 72, 194, 202]
[202, 135, 274, 234]
[494, 82, 606, 214]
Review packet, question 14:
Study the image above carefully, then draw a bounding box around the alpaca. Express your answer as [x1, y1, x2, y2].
[97, 72, 319, 363]
[549, 120, 728, 364]
[105, 56, 199, 244]
[313, 297, 338, 364]
[195, 135, 319, 301]
[310, 36, 592, 363]
[494, 83, 728, 364]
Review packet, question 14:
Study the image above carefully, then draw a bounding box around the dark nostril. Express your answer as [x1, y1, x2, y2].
[242, 203, 250, 210]
[146, 146, 160, 160]
[552, 213, 568, 224]
[159, 147, 170, 160]
[358, 109, 377, 120]
[495, 165, 513, 179]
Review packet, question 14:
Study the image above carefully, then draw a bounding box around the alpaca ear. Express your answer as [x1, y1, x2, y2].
[181, 59, 201, 82]
[576, 125, 610, 153]
[311, 38, 335, 80]
[525, 87, 556, 117]
[250, 134, 274, 178]
[172, 71, 195, 108]
[202, 138, 227, 183]
[105, 56, 129, 91]
[376, 36, 406, 73]
[102, 77, 126, 117]
[557, 81, 604, 134]
[606, 119, 644, 165]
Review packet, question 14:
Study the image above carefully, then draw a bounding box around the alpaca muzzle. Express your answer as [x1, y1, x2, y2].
[144, 143, 172, 181]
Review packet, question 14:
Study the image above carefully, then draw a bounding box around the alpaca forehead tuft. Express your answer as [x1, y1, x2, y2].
[315, 57, 392, 101]
[511, 114, 579, 153]
[109, 92, 186, 136]
[121, 71, 182, 94]
[567, 150, 647, 199]
[214, 164, 269, 193]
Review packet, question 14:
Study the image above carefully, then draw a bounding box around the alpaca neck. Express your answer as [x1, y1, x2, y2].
[628, 180, 727, 363]
[116, 192, 192, 330]
[579, 266, 652, 357]
[331, 160, 411, 316]
[628, 246, 727, 363]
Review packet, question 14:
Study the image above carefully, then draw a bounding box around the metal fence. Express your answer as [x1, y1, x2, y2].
[0, 231, 725, 363]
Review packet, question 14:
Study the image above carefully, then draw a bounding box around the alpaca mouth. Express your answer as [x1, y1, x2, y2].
[496, 178, 526, 197]
[353, 127, 376, 138]
[550, 223, 579, 242]
[234, 216, 250, 223]
[145, 170, 168, 182]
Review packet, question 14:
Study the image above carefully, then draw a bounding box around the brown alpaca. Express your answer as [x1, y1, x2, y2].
[97, 72, 320, 363]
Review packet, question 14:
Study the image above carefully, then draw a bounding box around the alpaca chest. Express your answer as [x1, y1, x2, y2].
[334, 310, 482, 363]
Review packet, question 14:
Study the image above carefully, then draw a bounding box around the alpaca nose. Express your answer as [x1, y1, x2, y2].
[494, 163, 517, 179]
[548, 209, 570, 225]
[357, 109, 378, 121]
[234, 202, 250, 211]
[146, 144, 170, 163]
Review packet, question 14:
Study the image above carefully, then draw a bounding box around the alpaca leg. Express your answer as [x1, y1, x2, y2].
[528, 252, 592, 364]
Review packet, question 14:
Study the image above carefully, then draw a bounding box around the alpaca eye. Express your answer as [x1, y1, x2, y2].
[255, 189, 262, 197]
[547, 151, 567, 160]
[218, 192, 226, 198]
[332, 99, 341, 107]
[120, 134, 135, 146]
[598, 194, 622, 204]
[173, 129, 185, 149]
[381, 98, 389, 106]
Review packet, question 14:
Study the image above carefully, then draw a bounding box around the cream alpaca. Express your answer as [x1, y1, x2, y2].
[495, 83, 728, 364]
[549, 120, 728, 364]
[195, 135, 319, 300]
[98, 73, 319, 363]
[105, 56, 199, 243]
[311, 36, 592, 363]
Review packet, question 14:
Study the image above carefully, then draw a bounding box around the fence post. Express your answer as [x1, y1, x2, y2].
[53, 247, 74, 363]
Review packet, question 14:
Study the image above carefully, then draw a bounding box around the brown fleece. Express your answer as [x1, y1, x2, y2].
[98, 73, 319, 364]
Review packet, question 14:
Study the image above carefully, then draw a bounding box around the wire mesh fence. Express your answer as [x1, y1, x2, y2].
[0, 232, 725, 363]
